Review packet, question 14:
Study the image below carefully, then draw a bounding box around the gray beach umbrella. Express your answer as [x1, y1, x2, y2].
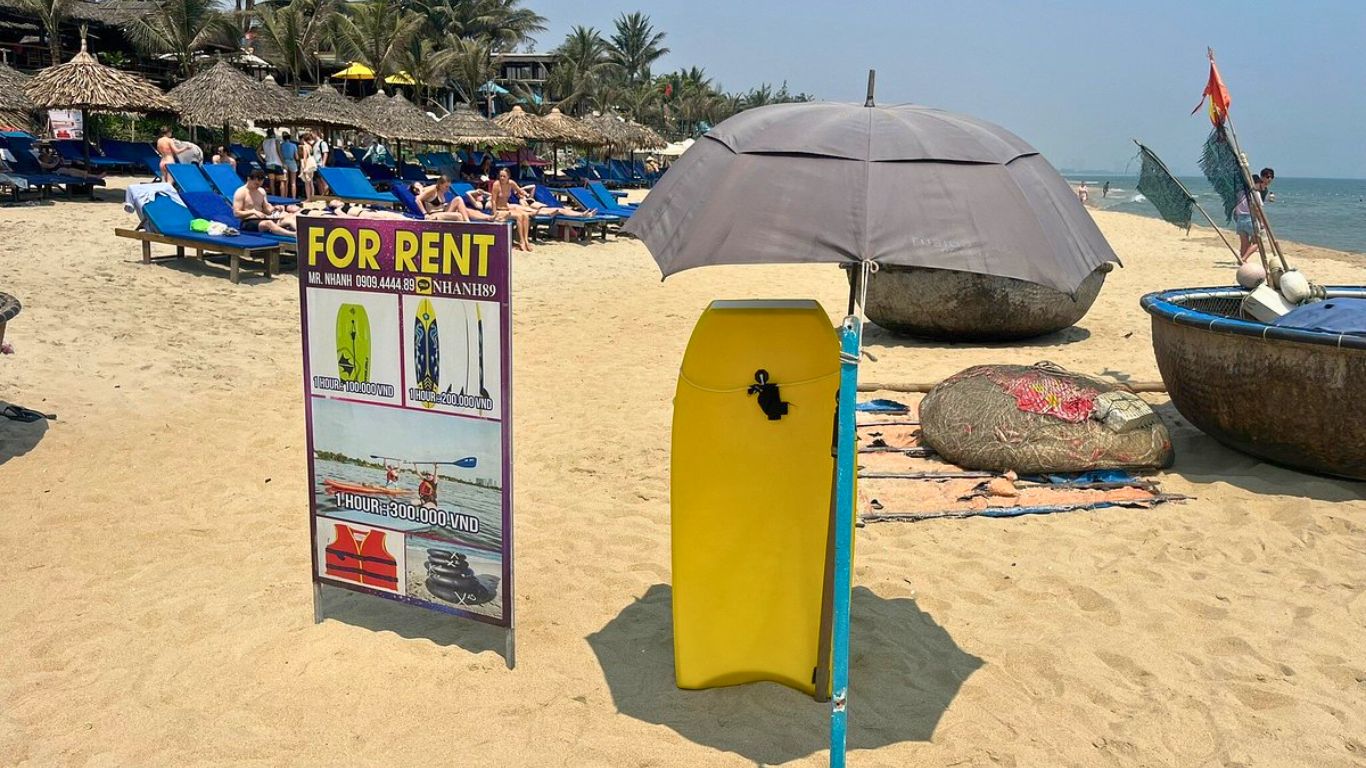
[623, 98, 1118, 294]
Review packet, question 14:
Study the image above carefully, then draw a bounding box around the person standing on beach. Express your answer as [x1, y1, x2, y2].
[298, 132, 319, 198]
[1234, 168, 1274, 263]
[1102, 181, 1110, 198]
[155, 126, 179, 180]
[280, 131, 299, 199]
[1077, 182, 1089, 205]
[260, 131, 284, 198]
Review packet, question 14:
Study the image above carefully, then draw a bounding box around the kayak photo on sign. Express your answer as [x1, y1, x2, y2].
[315, 517, 408, 596]
[400, 295, 503, 419]
[404, 539, 504, 620]
[309, 397, 504, 553]
[304, 288, 402, 406]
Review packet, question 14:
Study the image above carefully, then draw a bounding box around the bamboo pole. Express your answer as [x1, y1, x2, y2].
[1208, 49, 1288, 276]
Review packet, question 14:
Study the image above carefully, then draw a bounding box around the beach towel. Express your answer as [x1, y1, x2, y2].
[123, 182, 183, 217]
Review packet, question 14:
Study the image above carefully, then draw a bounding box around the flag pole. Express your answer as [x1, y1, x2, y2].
[1207, 49, 1289, 276]
[1133, 139, 1241, 261]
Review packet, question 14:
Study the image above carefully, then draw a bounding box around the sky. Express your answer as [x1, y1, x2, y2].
[534, 1, 1366, 178]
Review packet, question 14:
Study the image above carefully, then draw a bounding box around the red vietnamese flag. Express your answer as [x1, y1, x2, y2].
[1192, 48, 1231, 125]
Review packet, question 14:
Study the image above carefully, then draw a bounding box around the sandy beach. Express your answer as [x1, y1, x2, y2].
[1, 179, 1363, 766]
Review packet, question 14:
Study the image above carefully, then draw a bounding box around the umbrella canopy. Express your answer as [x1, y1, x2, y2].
[0, 62, 35, 131]
[438, 104, 517, 146]
[581, 111, 635, 148]
[540, 107, 602, 145]
[623, 101, 1117, 293]
[332, 62, 375, 80]
[624, 120, 666, 151]
[299, 83, 368, 130]
[492, 105, 559, 141]
[24, 38, 173, 114]
[358, 91, 444, 144]
[168, 60, 299, 128]
[385, 71, 417, 86]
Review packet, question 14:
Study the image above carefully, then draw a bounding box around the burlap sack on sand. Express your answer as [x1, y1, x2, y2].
[919, 362, 1173, 474]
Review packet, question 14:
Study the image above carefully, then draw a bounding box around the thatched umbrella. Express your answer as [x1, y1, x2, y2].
[581, 111, 636, 148]
[624, 120, 667, 151]
[0, 62, 35, 132]
[168, 60, 300, 145]
[299, 83, 367, 131]
[438, 103, 515, 147]
[357, 91, 443, 168]
[492, 104, 558, 141]
[25, 36, 174, 188]
[542, 107, 602, 146]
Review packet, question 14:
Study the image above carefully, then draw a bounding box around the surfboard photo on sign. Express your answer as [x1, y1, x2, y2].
[400, 295, 503, 419]
[304, 289, 402, 406]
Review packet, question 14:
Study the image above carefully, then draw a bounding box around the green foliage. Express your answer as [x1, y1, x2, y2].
[122, 0, 237, 77]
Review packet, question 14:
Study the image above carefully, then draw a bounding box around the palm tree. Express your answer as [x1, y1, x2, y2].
[411, 0, 545, 51]
[608, 11, 668, 86]
[546, 25, 611, 115]
[437, 36, 496, 108]
[123, 0, 237, 77]
[334, 0, 424, 78]
[253, 0, 338, 91]
[19, 0, 72, 65]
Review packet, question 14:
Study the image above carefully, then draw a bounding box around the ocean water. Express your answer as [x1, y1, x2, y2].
[1065, 174, 1366, 255]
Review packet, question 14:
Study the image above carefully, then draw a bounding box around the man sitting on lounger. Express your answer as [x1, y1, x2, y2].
[233, 169, 298, 235]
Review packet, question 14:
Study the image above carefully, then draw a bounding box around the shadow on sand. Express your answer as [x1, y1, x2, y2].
[0, 408, 50, 465]
[586, 583, 982, 765]
[862, 322, 1092, 350]
[316, 583, 509, 659]
[1157, 402, 1365, 502]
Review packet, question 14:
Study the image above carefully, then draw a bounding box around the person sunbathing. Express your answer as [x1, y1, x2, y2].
[414, 176, 487, 222]
[233, 169, 298, 235]
[510, 181, 597, 218]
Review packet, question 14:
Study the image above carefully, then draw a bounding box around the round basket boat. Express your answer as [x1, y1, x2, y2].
[851, 264, 1112, 341]
[1141, 286, 1366, 481]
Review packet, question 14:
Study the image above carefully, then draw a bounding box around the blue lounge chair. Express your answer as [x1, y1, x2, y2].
[54, 139, 125, 171]
[387, 183, 433, 220]
[116, 194, 281, 283]
[165, 163, 216, 195]
[587, 181, 637, 210]
[359, 161, 397, 184]
[532, 186, 616, 241]
[201, 162, 300, 207]
[565, 187, 631, 219]
[229, 144, 263, 174]
[316, 167, 399, 206]
[399, 162, 429, 183]
[0, 134, 99, 192]
[178, 190, 298, 251]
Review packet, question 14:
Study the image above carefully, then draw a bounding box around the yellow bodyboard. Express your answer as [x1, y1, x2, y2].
[671, 300, 839, 696]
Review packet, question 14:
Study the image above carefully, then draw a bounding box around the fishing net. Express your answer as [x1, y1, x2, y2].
[919, 363, 1173, 474]
[1199, 125, 1245, 223]
[1136, 145, 1193, 231]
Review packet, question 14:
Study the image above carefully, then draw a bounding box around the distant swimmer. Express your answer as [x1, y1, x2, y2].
[1102, 181, 1111, 198]
[1077, 182, 1089, 205]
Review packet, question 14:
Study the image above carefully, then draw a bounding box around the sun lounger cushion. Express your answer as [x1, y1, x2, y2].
[317, 167, 398, 204]
[141, 195, 278, 250]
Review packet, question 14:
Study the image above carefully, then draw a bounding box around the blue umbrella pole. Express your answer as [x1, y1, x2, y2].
[829, 311, 861, 768]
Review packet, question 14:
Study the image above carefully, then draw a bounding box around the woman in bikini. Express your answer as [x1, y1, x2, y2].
[488, 168, 533, 251]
